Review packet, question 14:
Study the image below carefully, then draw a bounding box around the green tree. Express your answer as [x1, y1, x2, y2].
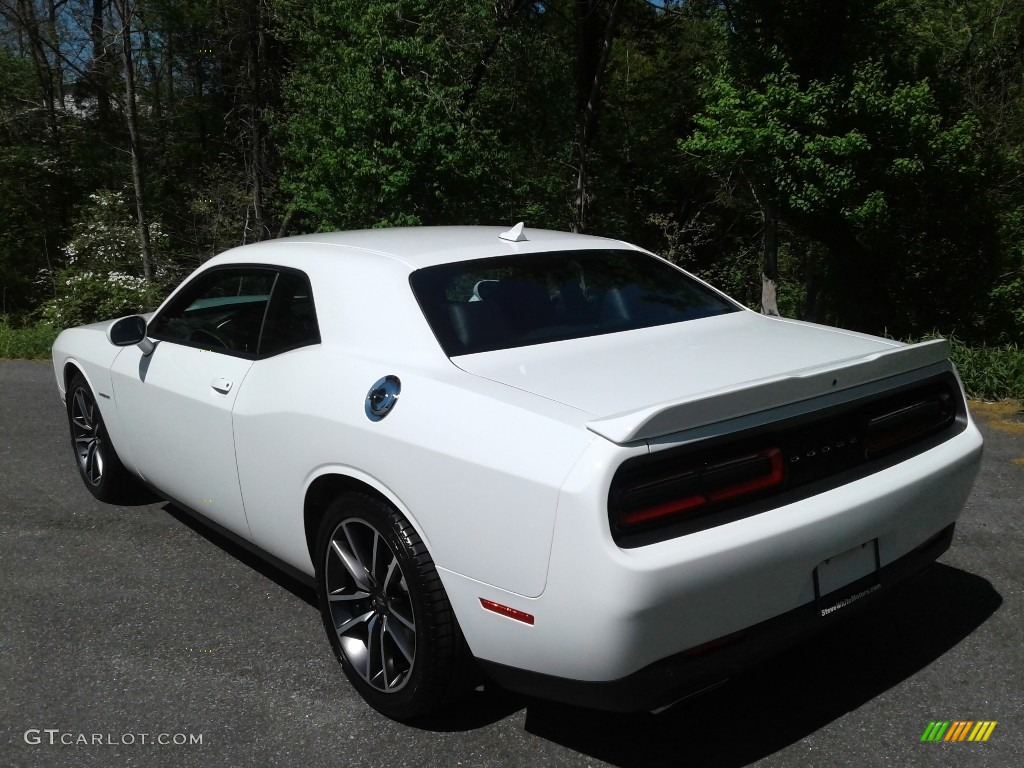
[276, 0, 547, 230]
[0, 44, 65, 315]
[908, 0, 1024, 343]
[681, 57, 871, 315]
[682, 51, 994, 335]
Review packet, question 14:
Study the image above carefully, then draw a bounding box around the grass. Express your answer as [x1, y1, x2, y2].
[0, 317, 60, 360]
[946, 336, 1024, 404]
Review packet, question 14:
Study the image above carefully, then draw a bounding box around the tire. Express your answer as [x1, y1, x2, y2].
[315, 492, 474, 720]
[66, 372, 136, 503]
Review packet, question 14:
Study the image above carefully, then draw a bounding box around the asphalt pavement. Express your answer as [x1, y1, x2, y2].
[1, 359, 1021, 768]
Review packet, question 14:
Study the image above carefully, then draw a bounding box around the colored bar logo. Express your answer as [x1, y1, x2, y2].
[920, 721, 997, 742]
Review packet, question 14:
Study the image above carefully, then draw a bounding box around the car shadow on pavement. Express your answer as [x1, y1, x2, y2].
[113, 483, 165, 506]
[517, 563, 1001, 767]
[160, 502, 319, 608]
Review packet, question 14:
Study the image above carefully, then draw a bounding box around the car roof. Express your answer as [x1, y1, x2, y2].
[211, 226, 642, 270]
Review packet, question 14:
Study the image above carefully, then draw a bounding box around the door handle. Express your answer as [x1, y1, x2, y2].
[211, 377, 233, 394]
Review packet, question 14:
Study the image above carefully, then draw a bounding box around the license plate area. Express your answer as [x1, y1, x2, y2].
[814, 539, 881, 617]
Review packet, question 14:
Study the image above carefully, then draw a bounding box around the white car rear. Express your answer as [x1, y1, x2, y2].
[52, 225, 983, 717]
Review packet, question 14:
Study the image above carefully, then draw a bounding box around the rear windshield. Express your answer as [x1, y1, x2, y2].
[410, 249, 739, 356]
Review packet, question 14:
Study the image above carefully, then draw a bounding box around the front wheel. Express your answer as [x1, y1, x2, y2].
[315, 492, 473, 720]
[66, 372, 136, 503]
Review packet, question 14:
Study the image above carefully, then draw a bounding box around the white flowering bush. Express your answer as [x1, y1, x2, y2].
[39, 270, 162, 328]
[38, 191, 167, 327]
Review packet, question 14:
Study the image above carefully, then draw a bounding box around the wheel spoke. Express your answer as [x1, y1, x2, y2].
[365, 614, 383, 684]
[345, 523, 378, 587]
[72, 389, 93, 432]
[388, 603, 415, 632]
[328, 588, 370, 603]
[384, 618, 415, 665]
[330, 539, 371, 592]
[86, 440, 103, 484]
[382, 555, 399, 593]
[74, 436, 93, 460]
[335, 609, 374, 637]
[370, 529, 381, 581]
[380, 618, 397, 689]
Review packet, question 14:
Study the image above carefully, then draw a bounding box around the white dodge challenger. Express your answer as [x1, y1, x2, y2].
[52, 225, 983, 719]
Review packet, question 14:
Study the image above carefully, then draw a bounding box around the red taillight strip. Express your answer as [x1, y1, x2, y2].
[618, 494, 706, 527]
[617, 447, 785, 529]
[705, 448, 785, 502]
[479, 598, 535, 625]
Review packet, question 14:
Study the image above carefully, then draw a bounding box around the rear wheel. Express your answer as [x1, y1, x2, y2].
[315, 492, 473, 720]
[66, 372, 135, 503]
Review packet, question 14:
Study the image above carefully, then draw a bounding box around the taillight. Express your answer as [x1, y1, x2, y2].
[615, 447, 785, 530]
[703, 448, 785, 501]
[611, 378, 961, 543]
[864, 390, 954, 458]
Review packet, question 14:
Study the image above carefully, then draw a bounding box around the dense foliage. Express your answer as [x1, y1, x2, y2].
[1, 0, 1022, 348]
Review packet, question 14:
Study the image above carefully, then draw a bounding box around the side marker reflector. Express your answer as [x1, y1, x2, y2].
[479, 598, 535, 625]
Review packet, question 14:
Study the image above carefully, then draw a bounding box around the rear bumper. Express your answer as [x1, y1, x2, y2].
[441, 416, 982, 705]
[479, 523, 954, 712]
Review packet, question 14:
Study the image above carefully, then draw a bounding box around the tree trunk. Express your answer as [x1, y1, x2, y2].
[573, 0, 622, 234]
[46, 0, 64, 107]
[114, 0, 153, 282]
[139, 10, 162, 124]
[462, 1, 528, 112]
[191, 22, 207, 152]
[90, 0, 112, 125]
[247, 0, 267, 242]
[803, 247, 822, 322]
[761, 199, 780, 316]
[277, 208, 294, 239]
[16, 0, 59, 142]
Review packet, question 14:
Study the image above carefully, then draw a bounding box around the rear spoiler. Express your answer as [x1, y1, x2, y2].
[586, 339, 951, 444]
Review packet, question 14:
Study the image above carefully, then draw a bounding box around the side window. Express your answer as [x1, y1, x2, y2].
[149, 268, 276, 356]
[258, 271, 321, 356]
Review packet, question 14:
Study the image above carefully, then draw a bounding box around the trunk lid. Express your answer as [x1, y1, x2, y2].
[451, 312, 950, 443]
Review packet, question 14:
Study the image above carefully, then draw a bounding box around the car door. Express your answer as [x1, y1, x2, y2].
[109, 267, 278, 540]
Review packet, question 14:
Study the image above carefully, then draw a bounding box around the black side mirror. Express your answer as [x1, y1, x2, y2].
[107, 315, 155, 355]
[108, 315, 147, 345]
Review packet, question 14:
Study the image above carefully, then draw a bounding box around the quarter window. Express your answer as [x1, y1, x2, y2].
[258, 271, 321, 355]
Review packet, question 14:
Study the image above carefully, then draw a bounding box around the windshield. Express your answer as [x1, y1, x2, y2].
[410, 249, 740, 356]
